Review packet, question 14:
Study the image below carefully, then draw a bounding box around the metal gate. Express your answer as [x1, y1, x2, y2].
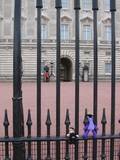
[0, 0, 120, 160]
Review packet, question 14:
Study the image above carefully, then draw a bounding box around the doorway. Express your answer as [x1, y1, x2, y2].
[60, 57, 72, 81]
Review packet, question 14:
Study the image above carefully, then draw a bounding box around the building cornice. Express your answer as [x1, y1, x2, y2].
[80, 15, 93, 21]
[61, 15, 72, 21]
[102, 16, 111, 24]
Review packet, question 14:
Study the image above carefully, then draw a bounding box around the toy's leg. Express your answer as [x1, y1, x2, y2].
[83, 130, 89, 139]
[92, 130, 97, 138]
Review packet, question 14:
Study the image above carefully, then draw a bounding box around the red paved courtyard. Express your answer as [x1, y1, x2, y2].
[0, 81, 120, 137]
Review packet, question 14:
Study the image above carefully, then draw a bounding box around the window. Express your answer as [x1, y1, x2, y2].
[105, 62, 111, 74]
[62, 0, 69, 9]
[27, 21, 34, 36]
[83, 25, 92, 40]
[27, 0, 35, 17]
[104, 0, 110, 11]
[0, 19, 3, 38]
[84, 51, 90, 54]
[105, 26, 111, 41]
[61, 24, 69, 40]
[0, 0, 3, 16]
[4, 20, 11, 36]
[21, 19, 26, 38]
[43, 0, 47, 8]
[106, 51, 111, 56]
[82, 0, 92, 10]
[41, 24, 48, 39]
[4, 0, 12, 18]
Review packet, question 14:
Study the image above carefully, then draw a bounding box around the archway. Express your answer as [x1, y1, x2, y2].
[60, 57, 72, 81]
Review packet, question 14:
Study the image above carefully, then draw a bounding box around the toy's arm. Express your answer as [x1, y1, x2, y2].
[84, 124, 89, 131]
[94, 125, 98, 132]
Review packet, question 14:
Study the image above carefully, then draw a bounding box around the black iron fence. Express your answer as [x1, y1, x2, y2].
[0, 136, 120, 160]
[1, 109, 120, 160]
[0, 0, 118, 159]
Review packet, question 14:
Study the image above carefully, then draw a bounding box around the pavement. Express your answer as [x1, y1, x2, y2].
[0, 81, 120, 137]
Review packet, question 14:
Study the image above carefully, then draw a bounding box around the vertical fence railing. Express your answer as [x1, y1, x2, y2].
[101, 108, 107, 160]
[45, 109, 52, 160]
[65, 109, 70, 160]
[36, 0, 43, 159]
[3, 110, 10, 160]
[117, 120, 120, 158]
[55, 0, 62, 159]
[118, 145, 120, 160]
[83, 109, 88, 160]
[26, 110, 32, 160]
[74, 0, 80, 159]
[13, 0, 25, 159]
[92, 0, 98, 159]
[110, 0, 116, 159]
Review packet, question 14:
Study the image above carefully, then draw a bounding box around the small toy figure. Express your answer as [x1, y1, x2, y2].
[66, 127, 79, 144]
[83, 114, 98, 139]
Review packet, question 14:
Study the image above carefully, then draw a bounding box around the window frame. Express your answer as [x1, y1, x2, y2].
[81, 0, 92, 11]
[21, 18, 26, 39]
[41, 24, 48, 40]
[83, 24, 92, 41]
[105, 62, 111, 75]
[42, 0, 47, 9]
[61, 24, 70, 40]
[104, 25, 111, 41]
[3, 20, 13, 38]
[105, 51, 111, 56]
[104, 0, 110, 11]
[84, 51, 90, 55]
[0, 18, 3, 38]
[62, 0, 69, 9]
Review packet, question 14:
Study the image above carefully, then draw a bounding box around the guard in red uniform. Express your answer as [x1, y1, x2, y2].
[44, 65, 49, 82]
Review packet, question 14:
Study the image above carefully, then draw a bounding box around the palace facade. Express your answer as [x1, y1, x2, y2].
[0, 0, 120, 81]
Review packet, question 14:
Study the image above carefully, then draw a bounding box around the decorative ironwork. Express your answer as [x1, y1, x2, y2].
[0, 112, 120, 160]
[45, 109, 52, 160]
[101, 108, 107, 160]
[3, 110, 10, 160]
[26, 110, 32, 160]
[65, 109, 70, 160]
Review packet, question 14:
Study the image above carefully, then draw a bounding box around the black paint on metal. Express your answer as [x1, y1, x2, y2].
[101, 108, 107, 160]
[65, 109, 70, 160]
[26, 110, 32, 160]
[110, 0, 116, 159]
[55, 0, 62, 159]
[3, 110, 10, 160]
[83, 109, 88, 160]
[36, 0, 43, 159]
[13, 0, 25, 159]
[46, 109, 52, 160]
[74, 0, 80, 159]
[92, 0, 98, 159]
